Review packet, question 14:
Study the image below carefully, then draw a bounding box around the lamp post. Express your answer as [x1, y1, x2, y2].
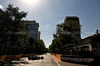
[96, 29, 100, 49]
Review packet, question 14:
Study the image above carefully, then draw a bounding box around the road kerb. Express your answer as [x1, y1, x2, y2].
[53, 56, 61, 62]
[52, 56, 61, 66]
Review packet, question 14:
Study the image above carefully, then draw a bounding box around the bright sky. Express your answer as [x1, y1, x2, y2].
[0, 0, 100, 48]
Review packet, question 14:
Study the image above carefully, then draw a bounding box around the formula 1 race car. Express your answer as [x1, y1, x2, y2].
[28, 55, 44, 60]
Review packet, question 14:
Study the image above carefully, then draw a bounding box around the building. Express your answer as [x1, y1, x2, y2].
[81, 33, 100, 46]
[25, 20, 40, 41]
[64, 16, 81, 40]
[40, 39, 45, 46]
[81, 36, 92, 45]
[38, 31, 41, 41]
[64, 16, 79, 23]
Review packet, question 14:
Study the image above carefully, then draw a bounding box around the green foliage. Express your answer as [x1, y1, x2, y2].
[5, 4, 27, 21]
[49, 20, 80, 53]
[0, 4, 47, 55]
[0, 4, 29, 55]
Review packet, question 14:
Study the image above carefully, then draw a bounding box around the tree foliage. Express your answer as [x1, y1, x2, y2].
[0, 4, 28, 46]
[49, 20, 80, 53]
[0, 4, 47, 55]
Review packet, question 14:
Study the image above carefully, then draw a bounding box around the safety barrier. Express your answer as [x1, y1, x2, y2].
[0, 54, 35, 62]
[52, 53, 61, 61]
[56, 54, 61, 61]
[0, 56, 6, 61]
[52, 53, 100, 65]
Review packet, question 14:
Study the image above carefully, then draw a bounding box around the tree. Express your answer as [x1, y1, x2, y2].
[0, 4, 28, 55]
[49, 20, 80, 53]
[0, 4, 47, 55]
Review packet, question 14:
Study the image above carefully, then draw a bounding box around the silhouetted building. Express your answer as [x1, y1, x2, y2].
[64, 16, 81, 40]
[25, 20, 40, 41]
[81, 33, 100, 47]
[40, 39, 45, 46]
[38, 31, 41, 41]
[64, 16, 79, 23]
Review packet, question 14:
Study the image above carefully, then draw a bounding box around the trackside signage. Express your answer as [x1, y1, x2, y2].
[62, 57, 94, 63]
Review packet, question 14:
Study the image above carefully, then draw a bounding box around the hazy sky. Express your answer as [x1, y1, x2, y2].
[0, 0, 100, 47]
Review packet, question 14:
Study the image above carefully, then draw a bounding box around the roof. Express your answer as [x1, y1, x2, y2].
[64, 16, 79, 21]
[81, 33, 100, 41]
[64, 16, 79, 24]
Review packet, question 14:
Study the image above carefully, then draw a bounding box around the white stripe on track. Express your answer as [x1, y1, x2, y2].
[52, 56, 60, 66]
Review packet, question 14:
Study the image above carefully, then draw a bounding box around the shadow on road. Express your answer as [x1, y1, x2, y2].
[0, 58, 30, 66]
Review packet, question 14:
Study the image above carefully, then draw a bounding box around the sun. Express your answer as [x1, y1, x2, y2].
[20, 0, 42, 9]
[23, 0, 39, 5]
[24, 0, 36, 4]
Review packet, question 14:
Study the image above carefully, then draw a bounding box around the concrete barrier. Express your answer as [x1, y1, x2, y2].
[0, 53, 35, 62]
[52, 53, 100, 65]
[52, 53, 61, 61]
[52, 53, 56, 56]
[6, 55, 16, 60]
[56, 54, 61, 61]
[0, 56, 6, 61]
[16, 55, 22, 58]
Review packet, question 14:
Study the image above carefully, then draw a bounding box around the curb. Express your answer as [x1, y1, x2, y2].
[53, 56, 61, 62]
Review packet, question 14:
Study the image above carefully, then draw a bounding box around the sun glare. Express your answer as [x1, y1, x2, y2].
[23, 0, 39, 5]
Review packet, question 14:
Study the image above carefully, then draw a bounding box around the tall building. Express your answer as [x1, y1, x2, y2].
[25, 20, 40, 41]
[38, 31, 41, 41]
[40, 39, 45, 46]
[64, 16, 81, 40]
[64, 16, 79, 23]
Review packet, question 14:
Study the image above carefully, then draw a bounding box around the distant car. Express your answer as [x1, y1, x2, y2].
[28, 55, 44, 60]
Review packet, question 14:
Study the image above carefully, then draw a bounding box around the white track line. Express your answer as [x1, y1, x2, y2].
[52, 56, 60, 66]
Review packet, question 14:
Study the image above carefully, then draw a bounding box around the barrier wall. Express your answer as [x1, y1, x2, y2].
[52, 53, 61, 61]
[52, 53, 55, 55]
[52, 53, 100, 65]
[0, 54, 34, 62]
[61, 55, 100, 65]
[0, 56, 6, 61]
[56, 54, 61, 61]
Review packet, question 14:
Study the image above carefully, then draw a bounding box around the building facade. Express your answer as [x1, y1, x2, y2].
[64, 16, 81, 40]
[40, 39, 45, 46]
[38, 31, 41, 41]
[25, 20, 40, 41]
